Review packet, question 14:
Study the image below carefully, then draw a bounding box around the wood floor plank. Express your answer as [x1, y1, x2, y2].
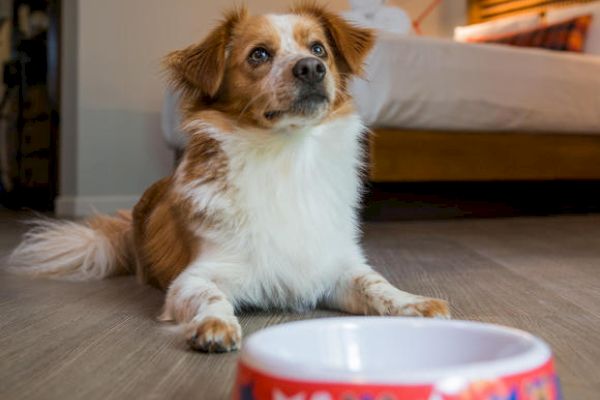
[1, 212, 599, 399]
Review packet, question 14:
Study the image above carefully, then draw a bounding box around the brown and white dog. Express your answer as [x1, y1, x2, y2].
[9, 4, 450, 353]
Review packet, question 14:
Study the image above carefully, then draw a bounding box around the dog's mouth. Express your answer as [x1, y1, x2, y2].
[264, 93, 329, 122]
[264, 110, 285, 121]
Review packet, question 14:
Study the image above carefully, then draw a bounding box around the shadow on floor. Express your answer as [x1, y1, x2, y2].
[362, 180, 600, 221]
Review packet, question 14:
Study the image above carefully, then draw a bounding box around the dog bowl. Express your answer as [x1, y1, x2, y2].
[234, 317, 560, 400]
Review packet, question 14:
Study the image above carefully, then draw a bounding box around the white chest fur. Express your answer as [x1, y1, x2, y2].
[183, 114, 367, 309]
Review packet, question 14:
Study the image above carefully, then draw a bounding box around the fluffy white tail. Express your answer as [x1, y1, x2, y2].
[8, 212, 133, 281]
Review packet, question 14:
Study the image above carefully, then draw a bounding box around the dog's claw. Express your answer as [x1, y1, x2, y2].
[186, 317, 242, 353]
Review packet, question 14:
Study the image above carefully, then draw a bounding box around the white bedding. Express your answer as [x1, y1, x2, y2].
[351, 33, 600, 133]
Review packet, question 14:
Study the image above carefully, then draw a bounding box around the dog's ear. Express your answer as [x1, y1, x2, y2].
[164, 7, 247, 100]
[292, 2, 375, 76]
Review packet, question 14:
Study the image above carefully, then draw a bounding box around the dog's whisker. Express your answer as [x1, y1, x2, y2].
[236, 92, 270, 121]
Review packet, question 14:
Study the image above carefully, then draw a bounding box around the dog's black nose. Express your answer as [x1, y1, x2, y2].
[293, 58, 326, 84]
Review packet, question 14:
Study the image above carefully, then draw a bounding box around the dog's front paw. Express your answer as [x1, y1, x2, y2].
[399, 297, 451, 319]
[186, 316, 242, 353]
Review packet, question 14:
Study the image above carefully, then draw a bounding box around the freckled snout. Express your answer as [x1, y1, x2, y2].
[293, 57, 326, 84]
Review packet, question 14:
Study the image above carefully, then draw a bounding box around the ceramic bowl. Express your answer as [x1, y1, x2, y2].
[234, 317, 560, 400]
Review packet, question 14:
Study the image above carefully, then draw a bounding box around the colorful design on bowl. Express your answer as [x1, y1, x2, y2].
[233, 358, 560, 400]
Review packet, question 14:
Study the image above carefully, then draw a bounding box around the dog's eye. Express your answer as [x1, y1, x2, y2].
[310, 43, 326, 58]
[248, 47, 270, 64]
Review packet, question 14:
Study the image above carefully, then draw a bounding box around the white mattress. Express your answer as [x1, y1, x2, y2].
[350, 34, 600, 133]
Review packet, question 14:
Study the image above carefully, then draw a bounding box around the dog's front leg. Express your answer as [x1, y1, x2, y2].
[325, 266, 451, 319]
[159, 267, 241, 353]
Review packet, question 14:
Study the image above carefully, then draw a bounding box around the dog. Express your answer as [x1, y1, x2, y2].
[8, 3, 450, 353]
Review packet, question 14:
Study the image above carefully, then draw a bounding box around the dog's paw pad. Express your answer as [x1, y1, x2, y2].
[401, 298, 451, 319]
[186, 317, 242, 353]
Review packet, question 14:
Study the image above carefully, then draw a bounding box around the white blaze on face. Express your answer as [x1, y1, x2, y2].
[264, 14, 306, 93]
[267, 14, 304, 55]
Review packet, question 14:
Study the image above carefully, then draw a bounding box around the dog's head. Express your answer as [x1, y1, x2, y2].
[165, 3, 375, 130]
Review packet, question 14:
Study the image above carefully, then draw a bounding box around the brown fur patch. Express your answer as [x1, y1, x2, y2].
[402, 299, 451, 318]
[141, 201, 196, 289]
[352, 275, 387, 291]
[164, 6, 248, 100]
[212, 14, 289, 128]
[183, 130, 229, 185]
[132, 178, 198, 289]
[292, 17, 323, 49]
[347, 273, 451, 318]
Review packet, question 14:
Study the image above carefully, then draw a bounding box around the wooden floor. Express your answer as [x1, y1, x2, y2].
[1, 212, 600, 399]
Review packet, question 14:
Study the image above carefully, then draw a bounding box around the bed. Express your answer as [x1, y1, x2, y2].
[363, 0, 600, 182]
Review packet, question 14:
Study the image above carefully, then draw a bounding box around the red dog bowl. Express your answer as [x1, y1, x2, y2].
[234, 317, 560, 400]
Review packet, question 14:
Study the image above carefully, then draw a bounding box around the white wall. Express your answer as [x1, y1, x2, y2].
[58, 0, 464, 217]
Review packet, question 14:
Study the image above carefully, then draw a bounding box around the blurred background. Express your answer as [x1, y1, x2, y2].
[1, 0, 599, 220]
[1, 4, 600, 398]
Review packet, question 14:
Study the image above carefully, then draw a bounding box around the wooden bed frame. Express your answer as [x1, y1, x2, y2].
[467, 0, 597, 23]
[369, 0, 600, 182]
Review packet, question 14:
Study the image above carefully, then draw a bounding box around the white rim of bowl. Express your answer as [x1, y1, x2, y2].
[240, 317, 552, 385]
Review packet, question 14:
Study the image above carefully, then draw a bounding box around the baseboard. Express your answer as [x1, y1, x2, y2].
[55, 195, 140, 218]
